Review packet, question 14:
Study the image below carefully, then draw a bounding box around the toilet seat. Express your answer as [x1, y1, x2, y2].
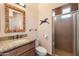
[36, 46, 47, 53]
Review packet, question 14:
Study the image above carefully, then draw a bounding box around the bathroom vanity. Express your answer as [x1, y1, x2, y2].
[0, 3, 35, 56]
[0, 38, 35, 56]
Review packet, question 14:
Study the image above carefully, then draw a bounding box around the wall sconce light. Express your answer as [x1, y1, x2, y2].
[16, 3, 26, 8]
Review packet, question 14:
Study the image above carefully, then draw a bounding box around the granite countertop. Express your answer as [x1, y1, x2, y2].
[0, 38, 35, 53]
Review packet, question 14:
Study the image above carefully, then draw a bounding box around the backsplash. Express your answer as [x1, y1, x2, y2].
[0, 36, 12, 41]
[0, 34, 28, 41]
[13, 34, 28, 39]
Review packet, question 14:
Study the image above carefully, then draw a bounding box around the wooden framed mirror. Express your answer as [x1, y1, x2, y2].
[4, 3, 25, 33]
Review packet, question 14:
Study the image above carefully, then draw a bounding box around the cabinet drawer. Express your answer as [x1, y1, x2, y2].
[15, 42, 35, 55]
[20, 48, 35, 56]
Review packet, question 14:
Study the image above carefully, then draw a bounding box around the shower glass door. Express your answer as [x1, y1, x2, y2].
[53, 12, 77, 56]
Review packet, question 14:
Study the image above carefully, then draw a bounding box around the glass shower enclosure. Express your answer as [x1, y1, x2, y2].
[52, 11, 78, 56]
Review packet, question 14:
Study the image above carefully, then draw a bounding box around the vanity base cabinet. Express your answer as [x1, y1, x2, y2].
[2, 41, 35, 56]
[20, 49, 35, 56]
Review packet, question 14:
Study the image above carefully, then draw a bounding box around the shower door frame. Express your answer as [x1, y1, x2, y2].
[52, 11, 78, 56]
[77, 11, 79, 55]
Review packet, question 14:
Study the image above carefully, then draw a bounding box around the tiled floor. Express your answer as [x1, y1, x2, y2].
[55, 49, 73, 56]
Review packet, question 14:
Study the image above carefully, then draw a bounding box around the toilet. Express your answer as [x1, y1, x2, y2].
[36, 46, 47, 56]
[35, 38, 47, 56]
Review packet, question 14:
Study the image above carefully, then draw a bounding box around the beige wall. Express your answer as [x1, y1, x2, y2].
[38, 3, 64, 55]
[26, 3, 38, 39]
